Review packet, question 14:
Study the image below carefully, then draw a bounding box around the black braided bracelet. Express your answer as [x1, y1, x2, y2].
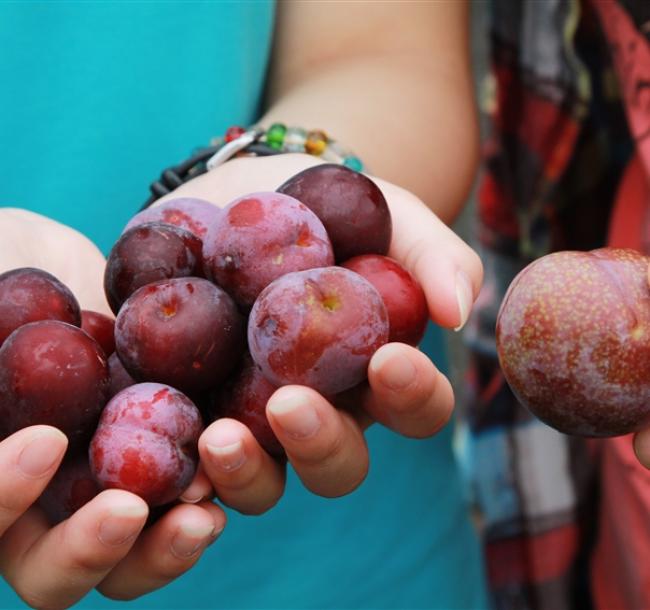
[142, 124, 364, 210]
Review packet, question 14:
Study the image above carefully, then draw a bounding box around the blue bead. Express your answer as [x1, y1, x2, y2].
[343, 156, 363, 172]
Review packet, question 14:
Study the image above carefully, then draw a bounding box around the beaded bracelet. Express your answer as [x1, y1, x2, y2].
[142, 123, 364, 210]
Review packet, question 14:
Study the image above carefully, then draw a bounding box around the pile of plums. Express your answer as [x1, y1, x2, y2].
[0, 164, 429, 521]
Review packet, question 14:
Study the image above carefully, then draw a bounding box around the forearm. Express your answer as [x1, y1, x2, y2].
[261, 1, 479, 224]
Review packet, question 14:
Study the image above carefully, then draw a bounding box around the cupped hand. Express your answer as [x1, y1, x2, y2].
[0, 208, 226, 608]
[155, 154, 483, 513]
[0, 208, 110, 315]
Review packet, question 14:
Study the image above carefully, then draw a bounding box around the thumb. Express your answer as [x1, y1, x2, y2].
[377, 180, 483, 330]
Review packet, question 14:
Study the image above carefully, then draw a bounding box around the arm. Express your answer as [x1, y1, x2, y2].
[263, 0, 479, 223]
[173, 2, 484, 511]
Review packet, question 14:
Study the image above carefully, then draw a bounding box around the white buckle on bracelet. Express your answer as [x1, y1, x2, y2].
[205, 127, 265, 171]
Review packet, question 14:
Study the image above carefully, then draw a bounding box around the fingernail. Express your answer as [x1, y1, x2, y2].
[267, 392, 320, 439]
[454, 270, 474, 331]
[171, 522, 216, 558]
[98, 504, 148, 546]
[179, 489, 204, 504]
[18, 429, 67, 477]
[371, 345, 417, 391]
[205, 439, 245, 472]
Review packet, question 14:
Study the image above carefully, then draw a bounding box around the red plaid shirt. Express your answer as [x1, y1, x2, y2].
[465, 1, 650, 608]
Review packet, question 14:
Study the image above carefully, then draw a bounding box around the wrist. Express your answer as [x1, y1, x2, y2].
[154, 154, 324, 210]
[144, 124, 364, 209]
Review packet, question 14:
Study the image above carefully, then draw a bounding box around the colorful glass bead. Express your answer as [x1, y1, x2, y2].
[266, 123, 287, 150]
[343, 156, 364, 172]
[320, 141, 345, 163]
[305, 130, 328, 155]
[284, 126, 308, 152]
[225, 126, 246, 143]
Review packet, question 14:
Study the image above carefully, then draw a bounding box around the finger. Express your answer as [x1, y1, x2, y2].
[178, 464, 214, 504]
[333, 384, 375, 432]
[363, 343, 453, 438]
[98, 501, 225, 601]
[634, 430, 650, 468]
[0, 425, 67, 538]
[0, 490, 147, 610]
[267, 386, 369, 497]
[377, 180, 483, 330]
[199, 419, 286, 515]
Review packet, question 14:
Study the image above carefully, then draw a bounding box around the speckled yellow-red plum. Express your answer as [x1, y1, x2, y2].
[496, 248, 650, 437]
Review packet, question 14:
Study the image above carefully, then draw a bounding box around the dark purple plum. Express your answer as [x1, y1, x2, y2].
[108, 352, 136, 398]
[277, 164, 392, 261]
[104, 222, 203, 315]
[39, 452, 101, 523]
[0, 320, 109, 445]
[0, 268, 81, 347]
[207, 354, 283, 457]
[115, 278, 244, 393]
[81, 310, 115, 356]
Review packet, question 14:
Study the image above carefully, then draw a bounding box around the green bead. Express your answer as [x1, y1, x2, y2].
[266, 123, 287, 150]
[343, 156, 363, 172]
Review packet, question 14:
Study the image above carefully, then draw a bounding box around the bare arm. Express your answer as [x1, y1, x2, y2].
[127, 0, 483, 555]
[262, 0, 478, 223]
[166, 2, 483, 516]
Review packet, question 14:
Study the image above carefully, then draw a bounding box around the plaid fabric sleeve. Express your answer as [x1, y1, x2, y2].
[462, 1, 632, 608]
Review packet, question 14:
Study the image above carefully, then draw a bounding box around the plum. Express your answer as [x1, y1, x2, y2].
[0, 268, 81, 347]
[89, 383, 203, 507]
[497, 247, 650, 437]
[0, 320, 109, 445]
[248, 267, 389, 395]
[107, 352, 136, 398]
[202, 192, 334, 307]
[104, 222, 203, 315]
[342, 254, 428, 346]
[115, 278, 244, 394]
[277, 164, 392, 262]
[39, 452, 101, 523]
[123, 198, 220, 240]
[81, 310, 115, 356]
[207, 354, 283, 457]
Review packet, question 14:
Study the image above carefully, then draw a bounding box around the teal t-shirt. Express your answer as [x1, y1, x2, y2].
[0, 3, 487, 608]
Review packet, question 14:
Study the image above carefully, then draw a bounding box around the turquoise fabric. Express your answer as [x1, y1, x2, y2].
[0, 2, 487, 608]
[1, 1, 273, 254]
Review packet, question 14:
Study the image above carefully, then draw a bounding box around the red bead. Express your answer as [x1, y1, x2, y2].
[225, 126, 246, 143]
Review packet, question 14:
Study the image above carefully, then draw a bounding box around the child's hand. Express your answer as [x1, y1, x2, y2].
[155, 154, 483, 513]
[0, 209, 225, 607]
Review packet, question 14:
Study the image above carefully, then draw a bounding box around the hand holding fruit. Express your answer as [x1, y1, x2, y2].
[151, 154, 483, 511]
[0, 210, 225, 607]
[0, 154, 484, 605]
